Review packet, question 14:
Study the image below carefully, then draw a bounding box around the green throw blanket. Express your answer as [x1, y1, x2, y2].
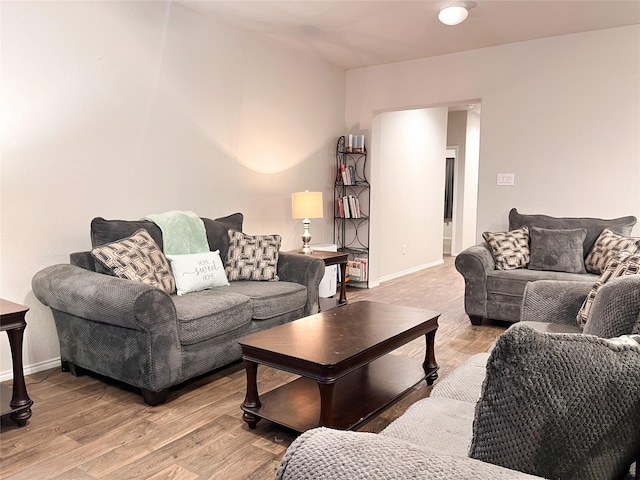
[144, 210, 210, 255]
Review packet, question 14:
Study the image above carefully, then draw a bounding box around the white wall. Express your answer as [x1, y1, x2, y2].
[446, 110, 480, 255]
[371, 108, 448, 283]
[462, 111, 480, 250]
[0, 1, 345, 379]
[347, 26, 640, 241]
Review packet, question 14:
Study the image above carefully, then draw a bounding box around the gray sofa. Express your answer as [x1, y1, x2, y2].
[455, 208, 637, 325]
[32, 213, 325, 405]
[276, 276, 640, 480]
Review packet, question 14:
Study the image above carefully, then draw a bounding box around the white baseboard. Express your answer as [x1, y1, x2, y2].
[0, 357, 60, 383]
[377, 259, 444, 284]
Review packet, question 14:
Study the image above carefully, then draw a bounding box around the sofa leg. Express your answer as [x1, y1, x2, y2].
[141, 388, 169, 406]
[469, 315, 483, 326]
[66, 362, 87, 377]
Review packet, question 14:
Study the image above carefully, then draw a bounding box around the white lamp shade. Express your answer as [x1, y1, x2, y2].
[438, 4, 469, 26]
[292, 191, 323, 219]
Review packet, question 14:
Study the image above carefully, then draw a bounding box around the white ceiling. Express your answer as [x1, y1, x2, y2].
[178, 0, 640, 70]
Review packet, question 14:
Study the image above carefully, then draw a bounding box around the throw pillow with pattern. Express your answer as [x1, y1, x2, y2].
[225, 230, 281, 281]
[91, 228, 175, 294]
[482, 226, 530, 270]
[577, 250, 640, 326]
[584, 228, 640, 274]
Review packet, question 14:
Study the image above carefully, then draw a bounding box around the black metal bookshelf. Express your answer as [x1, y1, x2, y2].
[334, 135, 370, 287]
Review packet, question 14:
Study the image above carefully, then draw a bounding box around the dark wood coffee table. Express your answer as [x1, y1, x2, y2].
[239, 301, 439, 432]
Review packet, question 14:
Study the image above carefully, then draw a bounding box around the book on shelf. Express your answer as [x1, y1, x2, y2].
[347, 257, 368, 282]
[342, 195, 351, 218]
[346, 134, 365, 154]
[347, 165, 356, 184]
[338, 163, 355, 185]
[348, 196, 357, 218]
[337, 194, 363, 219]
[340, 163, 349, 184]
[356, 256, 368, 282]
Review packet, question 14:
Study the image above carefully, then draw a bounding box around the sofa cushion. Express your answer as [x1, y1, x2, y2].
[381, 396, 476, 457]
[469, 323, 640, 480]
[528, 227, 586, 273]
[487, 268, 596, 298]
[172, 290, 252, 345]
[166, 250, 229, 296]
[430, 352, 489, 404]
[225, 230, 282, 281]
[578, 251, 640, 327]
[201, 213, 243, 261]
[584, 228, 640, 274]
[91, 213, 242, 255]
[482, 227, 530, 270]
[225, 281, 307, 320]
[508, 208, 637, 256]
[90, 228, 175, 294]
[91, 217, 163, 249]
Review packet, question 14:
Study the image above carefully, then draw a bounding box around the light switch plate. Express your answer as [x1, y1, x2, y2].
[497, 173, 515, 186]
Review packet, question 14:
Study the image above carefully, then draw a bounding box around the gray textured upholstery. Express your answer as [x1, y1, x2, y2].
[171, 290, 252, 345]
[520, 280, 593, 325]
[429, 352, 489, 403]
[509, 209, 636, 255]
[275, 281, 640, 480]
[521, 275, 640, 338]
[470, 324, 640, 480]
[583, 275, 640, 337]
[223, 277, 308, 320]
[528, 226, 587, 273]
[276, 428, 541, 480]
[455, 209, 636, 324]
[32, 213, 325, 404]
[381, 396, 476, 457]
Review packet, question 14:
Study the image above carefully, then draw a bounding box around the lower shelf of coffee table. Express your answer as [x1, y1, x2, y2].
[243, 354, 430, 433]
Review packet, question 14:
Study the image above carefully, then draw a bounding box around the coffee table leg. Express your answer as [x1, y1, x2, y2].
[317, 381, 336, 428]
[338, 263, 348, 304]
[242, 360, 262, 429]
[423, 330, 439, 385]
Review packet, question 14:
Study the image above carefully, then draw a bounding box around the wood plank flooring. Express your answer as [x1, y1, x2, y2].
[0, 256, 508, 479]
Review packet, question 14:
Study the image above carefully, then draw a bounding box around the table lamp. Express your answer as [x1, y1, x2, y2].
[292, 191, 323, 254]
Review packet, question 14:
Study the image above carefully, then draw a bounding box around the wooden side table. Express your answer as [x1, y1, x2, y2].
[1, 299, 33, 426]
[289, 250, 349, 311]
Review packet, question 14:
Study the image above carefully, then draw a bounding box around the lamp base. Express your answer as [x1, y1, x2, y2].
[300, 218, 313, 254]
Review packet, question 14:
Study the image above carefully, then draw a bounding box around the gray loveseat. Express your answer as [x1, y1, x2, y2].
[32, 213, 325, 405]
[276, 276, 640, 480]
[455, 208, 637, 325]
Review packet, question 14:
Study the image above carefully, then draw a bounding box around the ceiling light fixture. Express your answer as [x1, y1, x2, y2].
[438, 2, 475, 26]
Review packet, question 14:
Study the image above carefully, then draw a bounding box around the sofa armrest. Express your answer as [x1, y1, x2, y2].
[277, 427, 542, 480]
[520, 280, 592, 326]
[277, 252, 325, 315]
[32, 264, 177, 331]
[583, 275, 640, 338]
[454, 244, 496, 319]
